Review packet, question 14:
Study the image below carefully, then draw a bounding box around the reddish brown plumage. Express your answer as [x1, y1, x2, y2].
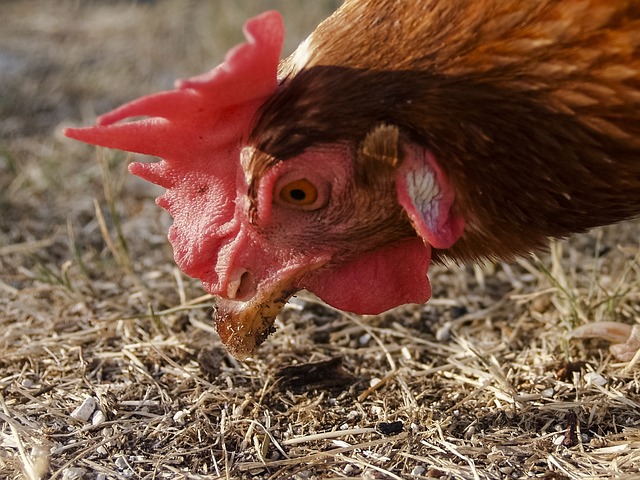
[252, 0, 640, 262]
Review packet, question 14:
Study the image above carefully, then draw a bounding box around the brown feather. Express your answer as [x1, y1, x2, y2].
[250, 0, 640, 262]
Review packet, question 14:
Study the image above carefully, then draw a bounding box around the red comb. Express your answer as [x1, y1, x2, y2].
[65, 11, 284, 288]
[65, 10, 282, 156]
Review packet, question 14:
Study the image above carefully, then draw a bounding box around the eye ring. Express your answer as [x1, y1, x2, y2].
[278, 178, 318, 206]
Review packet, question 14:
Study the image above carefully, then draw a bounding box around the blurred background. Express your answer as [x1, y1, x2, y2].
[0, 0, 341, 136]
[0, 0, 340, 282]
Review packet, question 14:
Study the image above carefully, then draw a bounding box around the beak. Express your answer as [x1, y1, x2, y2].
[212, 257, 330, 359]
[214, 285, 296, 359]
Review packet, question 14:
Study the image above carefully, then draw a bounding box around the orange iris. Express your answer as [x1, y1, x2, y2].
[278, 179, 318, 206]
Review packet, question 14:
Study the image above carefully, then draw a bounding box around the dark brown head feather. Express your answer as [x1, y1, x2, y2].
[248, 0, 640, 263]
[250, 65, 640, 262]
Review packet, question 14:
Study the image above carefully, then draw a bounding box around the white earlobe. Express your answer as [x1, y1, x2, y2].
[396, 145, 464, 249]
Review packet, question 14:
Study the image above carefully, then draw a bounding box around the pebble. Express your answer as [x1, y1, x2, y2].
[61, 468, 86, 480]
[401, 347, 412, 360]
[173, 410, 188, 425]
[91, 410, 106, 426]
[343, 464, 355, 475]
[70, 397, 97, 422]
[553, 434, 566, 446]
[541, 387, 555, 398]
[411, 466, 426, 476]
[294, 470, 313, 480]
[115, 455, 128, 470]
[436, 322, 453, 341]
[96, 445, 108, 456]
[584, 371, 607, 386]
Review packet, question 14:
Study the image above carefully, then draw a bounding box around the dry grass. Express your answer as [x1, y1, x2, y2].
[1, 1, 640, 479]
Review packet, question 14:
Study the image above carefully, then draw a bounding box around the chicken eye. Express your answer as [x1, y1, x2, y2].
[278, 178, 318, 206]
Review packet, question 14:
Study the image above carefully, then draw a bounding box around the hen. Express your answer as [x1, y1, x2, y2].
[66, 1, 640, 358]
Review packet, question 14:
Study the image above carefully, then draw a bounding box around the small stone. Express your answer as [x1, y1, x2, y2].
[401, 347, 412, 360]
[21, 378, 34, 388]
[62, 467, 86, 480]
[173, 410, 188, 425]
[346, 410, 359, 421]
[436, 322, 452, 341]
[541, 388, 555, 398]
[70, 397, 97, 422]
[114, 455, 128, 470]
[411, 466, 426, 476]
[584, 371, 607, 387]
[91, 410, 106, 426]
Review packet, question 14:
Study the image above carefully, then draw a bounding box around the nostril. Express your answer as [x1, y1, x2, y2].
[227, 269, 256, 301]
[236, 270, 256, 300]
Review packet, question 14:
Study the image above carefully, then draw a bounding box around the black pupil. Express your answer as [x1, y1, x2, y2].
[289, 189, 306, 201]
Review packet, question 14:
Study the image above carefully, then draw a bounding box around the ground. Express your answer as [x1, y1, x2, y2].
[1, 1, 639, 479]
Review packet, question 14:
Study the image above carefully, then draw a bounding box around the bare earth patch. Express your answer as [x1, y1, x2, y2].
[1, 1, 639, 479]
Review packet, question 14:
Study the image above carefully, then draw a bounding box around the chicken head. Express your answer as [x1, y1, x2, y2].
[65, 11, 464, 357]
